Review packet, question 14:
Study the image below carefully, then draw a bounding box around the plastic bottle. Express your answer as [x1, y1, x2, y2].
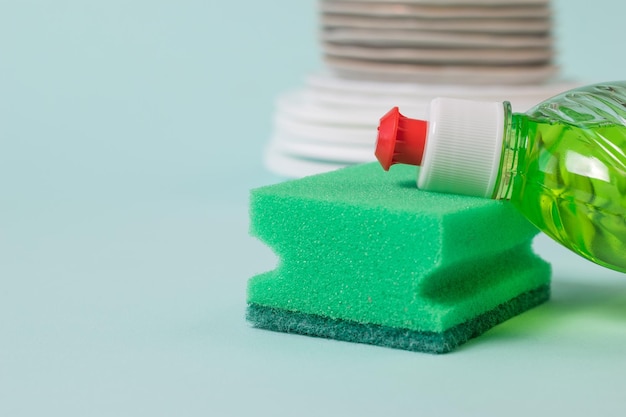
[375, 81, 626, 273]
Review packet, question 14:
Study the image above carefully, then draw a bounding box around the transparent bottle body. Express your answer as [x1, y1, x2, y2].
[495, 82, 626, 272]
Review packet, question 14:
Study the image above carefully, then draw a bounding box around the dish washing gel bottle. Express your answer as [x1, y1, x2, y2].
[375, 81, 626, 272]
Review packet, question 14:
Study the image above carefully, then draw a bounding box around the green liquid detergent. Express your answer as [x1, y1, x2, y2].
[376, 82, 626, 272]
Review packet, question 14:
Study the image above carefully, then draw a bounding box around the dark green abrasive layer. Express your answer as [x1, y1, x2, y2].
[247, 284, 549, 354]
[247, 163, 551, 351]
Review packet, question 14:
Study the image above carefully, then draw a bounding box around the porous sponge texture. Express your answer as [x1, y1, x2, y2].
[247, 163, 550, 347]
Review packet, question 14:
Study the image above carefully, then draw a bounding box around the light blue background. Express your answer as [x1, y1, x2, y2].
[2, 1, 626, 416]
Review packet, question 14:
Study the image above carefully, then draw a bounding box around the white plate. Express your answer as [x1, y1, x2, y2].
[271, 90, 553, 157]
[264, 146, 349, 178]
[322, 28, 552, 48]
[264, 72, 581, 178]
[321, 13, 552, 34]
[323, 42, 553, 65]
[303, 88, 546, 113]
[274, 113, 377, 146]
[275, 90, 421, 126]
[303, 87, 434, 112]
[270, 134, 376, 163]
[305, 71, 578, 99]
[320, 2, 551, 19]
[273, 79, 580, 134]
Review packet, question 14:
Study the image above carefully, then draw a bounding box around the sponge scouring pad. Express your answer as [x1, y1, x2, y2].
[247, 163, 550, 353]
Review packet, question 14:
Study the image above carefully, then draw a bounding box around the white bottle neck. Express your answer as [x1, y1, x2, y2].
[418, 98, 507, 198]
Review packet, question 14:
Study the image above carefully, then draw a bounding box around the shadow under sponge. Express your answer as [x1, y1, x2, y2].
[247, 163, 551, 353]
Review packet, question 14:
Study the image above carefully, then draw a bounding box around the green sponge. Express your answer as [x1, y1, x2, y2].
[247, 163, 550, 353]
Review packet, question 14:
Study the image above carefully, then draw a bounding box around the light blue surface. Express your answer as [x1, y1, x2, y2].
[2, 1, 626, 416]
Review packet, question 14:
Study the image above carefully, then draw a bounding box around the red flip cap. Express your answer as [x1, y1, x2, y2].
[375, 107, 428, 171]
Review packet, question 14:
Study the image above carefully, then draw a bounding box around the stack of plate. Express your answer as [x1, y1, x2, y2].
[266, 73, 576, 177]
[321, 0, 555, 84]
[265, 0, 577, 178]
